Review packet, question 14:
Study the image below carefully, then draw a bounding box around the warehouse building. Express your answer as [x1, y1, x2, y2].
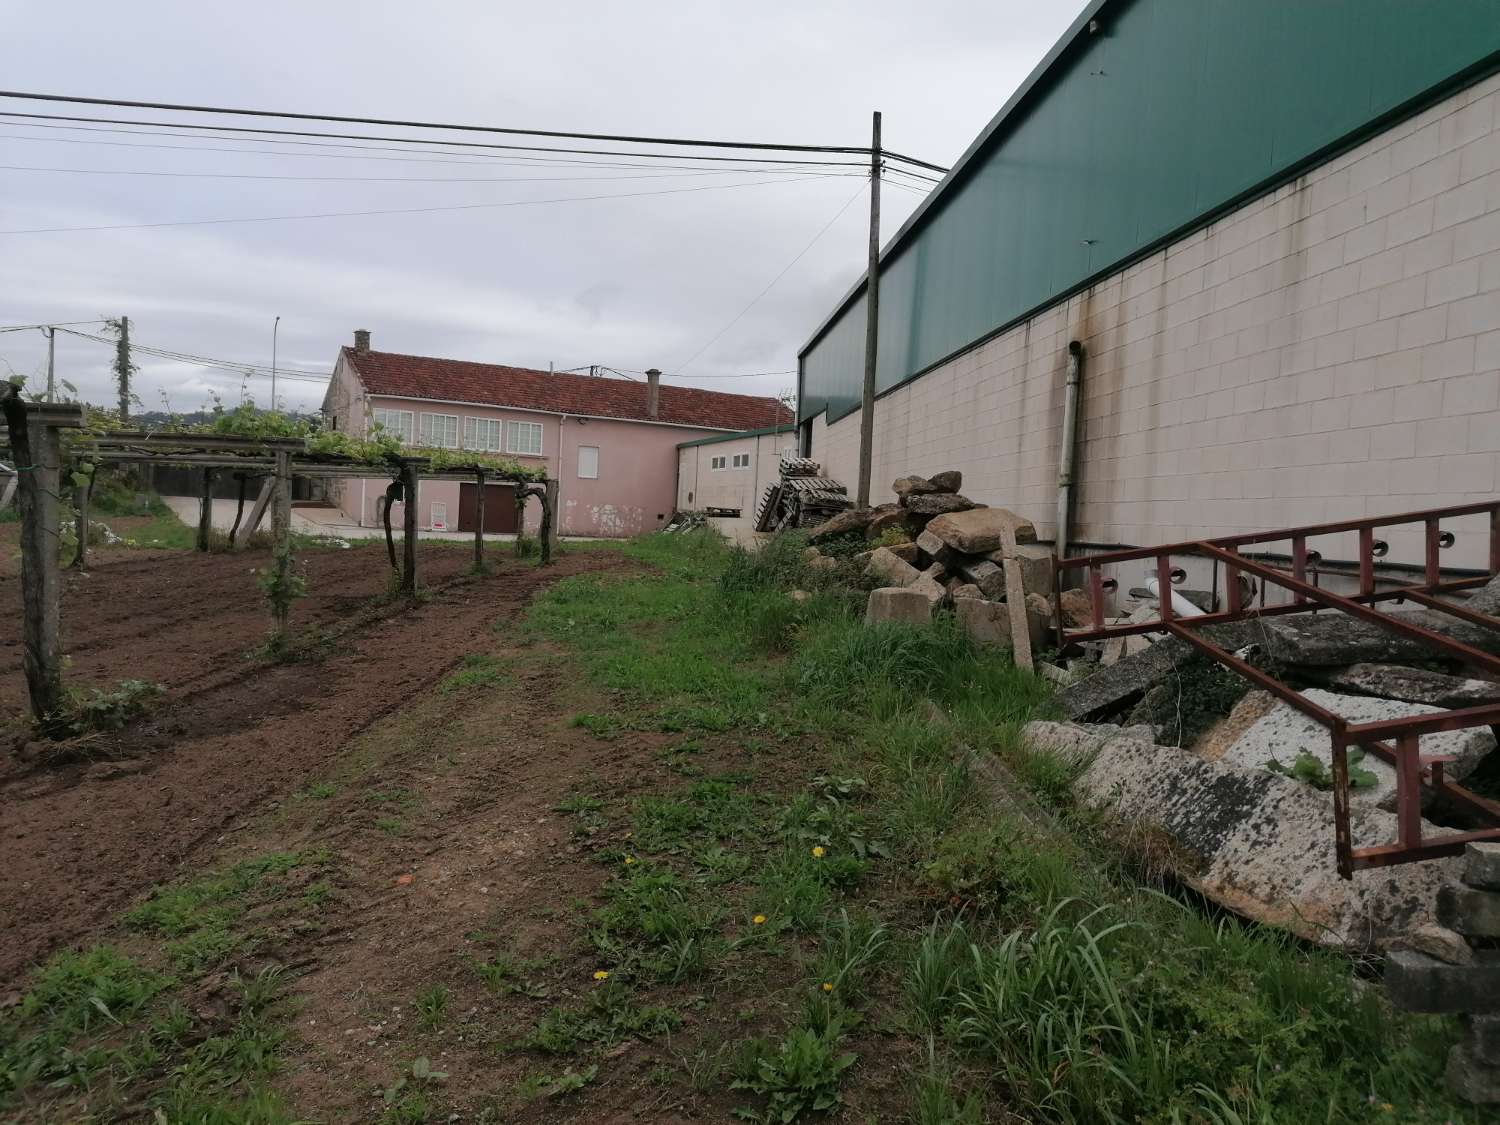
[798, 0, 1500, 572]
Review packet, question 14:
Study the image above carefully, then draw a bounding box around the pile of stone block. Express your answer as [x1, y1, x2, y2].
[753, 456, 849, 532]
[1386, 842, 1500, 1105]
[799, 469, 1083, 667]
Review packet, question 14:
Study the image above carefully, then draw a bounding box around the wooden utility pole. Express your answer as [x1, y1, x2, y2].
[1, 390, 85, 721]
[400, 460, 419, 594]
[116, 315, 132, 421]
[855, 111, 882, 511]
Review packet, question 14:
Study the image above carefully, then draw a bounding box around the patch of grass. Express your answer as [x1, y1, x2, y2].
[590, 864, 724, 983]
[124, 851, 321, 973]
[730, 1015, 856, 1124]
[415, 985, 449, 1030]
[301, 780, 337, 799]
[526, 979, 680, 1054]
[439, 652, 502, 693]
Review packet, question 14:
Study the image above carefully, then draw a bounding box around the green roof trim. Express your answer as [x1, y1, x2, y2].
[676, 424, 795, 450]
[798, 0, 1500, 426]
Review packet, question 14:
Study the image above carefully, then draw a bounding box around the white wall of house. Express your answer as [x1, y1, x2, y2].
[677, 430, 798, 542]
[811, 70, 1500, 580]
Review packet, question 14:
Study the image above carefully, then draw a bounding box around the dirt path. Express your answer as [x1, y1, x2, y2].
[0, 546, 631, 987]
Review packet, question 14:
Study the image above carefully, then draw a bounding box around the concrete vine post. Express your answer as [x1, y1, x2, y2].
[543, 477, 559, 564]
[196, 468, 216, 552]
[1, 390, 85, 722]
[70, 461, 94, 572]
[268, 450, 294, 638]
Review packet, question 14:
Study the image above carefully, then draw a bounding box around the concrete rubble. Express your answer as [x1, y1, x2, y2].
[1024, 720, 1463, 949]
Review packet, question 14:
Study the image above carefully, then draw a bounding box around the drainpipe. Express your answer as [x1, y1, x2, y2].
[1056, 340, 1085, 563]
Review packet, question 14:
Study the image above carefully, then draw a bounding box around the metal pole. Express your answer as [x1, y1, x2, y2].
[271, 315, 280, 412]
[855, 110, 882, 511]
[45, 327, 55, 402]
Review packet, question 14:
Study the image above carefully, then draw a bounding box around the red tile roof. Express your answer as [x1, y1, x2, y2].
[344, 348, 792, 432]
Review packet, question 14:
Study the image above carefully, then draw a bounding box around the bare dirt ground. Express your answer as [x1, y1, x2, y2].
[0, 542, 632, 988]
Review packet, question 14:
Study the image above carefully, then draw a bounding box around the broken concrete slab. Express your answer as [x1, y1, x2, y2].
[1217, 688, 1494, 812]
[1386, 950, 1500, 1014]
[1129, 586, 1216, 612]
[924, 507, 1037, 554]
[1261, 608, 1500, 666]
[1025, 721, 1464, 949]
[950, 582, 983, 601]
[1313, 663, 1500, 709]
[1467, 572, 1500, 615]
[1195, 690, 1279, 761]
[1058, 587, 1092, 627]
[865, 586, 932, 626]
[956, 597, 1011, 648]
[915, 529, 959, 569]
[864, 546, 921, 586]
[1055, 623, 1259, 720]
[907, 575, 948, 609]
[1447, 1042, 1500, 1104]
[905, 492, 981, 516]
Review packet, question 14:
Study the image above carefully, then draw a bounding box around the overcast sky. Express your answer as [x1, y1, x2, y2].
[0, 0, 1079, 415]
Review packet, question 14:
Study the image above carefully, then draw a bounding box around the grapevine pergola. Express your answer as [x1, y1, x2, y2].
[1, 392, 557, 723]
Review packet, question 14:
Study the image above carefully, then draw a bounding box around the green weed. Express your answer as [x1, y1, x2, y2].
[731, 1016, 856, 1123]
[439, 652, 502, 692]
[415, 985, 449, 1030]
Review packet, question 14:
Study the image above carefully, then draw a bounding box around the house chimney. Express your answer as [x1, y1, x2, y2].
[354, 328, 370, 354]
[645, 368, 661, 419]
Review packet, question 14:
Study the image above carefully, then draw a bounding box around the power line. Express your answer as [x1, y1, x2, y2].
[0, 318, 110, 333]
[0, 112, 874, 169]
[673, 184, 867, 374]
[0, 162, 861, 186]
[0, 173, 843, 236]
[56, 328, 329, 382]
[0, 91, 950, 173]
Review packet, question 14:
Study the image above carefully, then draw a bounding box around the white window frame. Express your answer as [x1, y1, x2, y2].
[577, 444, 600, 480]
[732, 452, 751, 469]
[463, 416, 503, 452]
[418, 412, 459, 449]
[371, 408, 414, 444]
[710, 455, 727, 470]
[505, 419, 545, 456]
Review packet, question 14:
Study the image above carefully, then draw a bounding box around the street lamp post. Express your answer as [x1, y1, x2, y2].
[271, 315, 281, 412]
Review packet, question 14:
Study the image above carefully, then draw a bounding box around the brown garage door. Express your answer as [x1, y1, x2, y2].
[457, 483, 518, 533]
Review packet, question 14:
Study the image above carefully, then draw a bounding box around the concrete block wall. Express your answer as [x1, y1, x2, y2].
[812, 69, 1500, 577]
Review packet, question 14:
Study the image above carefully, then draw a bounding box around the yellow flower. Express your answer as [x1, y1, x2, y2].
[623, 856, 636, 866]
[593, 970, 609, 981]
[752, 914, 767, 925]
[821, 982, 833, 993]
[811, 846, 826, 858]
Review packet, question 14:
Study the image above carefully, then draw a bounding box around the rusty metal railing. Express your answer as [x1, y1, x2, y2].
[1053, 501, 1500, 878]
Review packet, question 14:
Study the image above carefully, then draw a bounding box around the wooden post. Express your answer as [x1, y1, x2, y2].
[228, 472, 248, 547]
[70, 463, 93, 571]
[269, 450, 293, 636]
[473, 469, 486, 571]
[1, 392, 85, 721]
[401, 460, 419, 594]
[542, 478, 559, 564]
[231, 476, 275, 550]
[196, 467, 215, 551]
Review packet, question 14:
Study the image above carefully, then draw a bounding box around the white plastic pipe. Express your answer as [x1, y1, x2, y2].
[1145, 577, 1205, 618]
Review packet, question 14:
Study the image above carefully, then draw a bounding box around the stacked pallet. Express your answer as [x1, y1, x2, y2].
[753, 456, 850, 532]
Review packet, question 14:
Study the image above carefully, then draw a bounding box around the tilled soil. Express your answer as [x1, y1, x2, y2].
[0, 543, 631, 986]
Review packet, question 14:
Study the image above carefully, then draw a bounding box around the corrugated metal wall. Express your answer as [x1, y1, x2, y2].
[800, 0, 1500, 424]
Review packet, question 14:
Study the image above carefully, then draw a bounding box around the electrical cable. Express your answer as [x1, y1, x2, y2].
[673, 184, 866, 374]
[0, 173, 845, 236]
[0, 90, 949, 172]
[0, 162, 863, 186]
[0, 112, 874, 169]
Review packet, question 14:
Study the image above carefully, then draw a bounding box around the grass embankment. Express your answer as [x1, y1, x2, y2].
[517, 531, 1474, 1123]
[0, 530, 1475, 1123]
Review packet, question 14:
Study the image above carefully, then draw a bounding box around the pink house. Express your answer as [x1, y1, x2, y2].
[320, 331, 792, 538]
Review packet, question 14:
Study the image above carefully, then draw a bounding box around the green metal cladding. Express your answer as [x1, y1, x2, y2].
[799, 0, 1500, 425]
